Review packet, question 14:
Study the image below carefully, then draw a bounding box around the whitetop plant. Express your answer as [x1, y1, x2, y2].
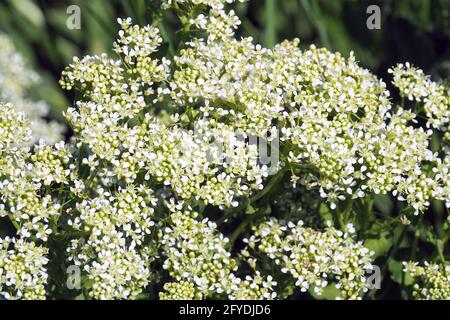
[0, 1, 449, 300]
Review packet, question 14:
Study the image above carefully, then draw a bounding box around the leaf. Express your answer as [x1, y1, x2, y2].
[388, 259, 413, 286]
[264, 0, 276, 48]
[374, 194, 393, 216]
[309, 283, 341, 300]
[10, 0, 45, 28]
[365, 233, 392, 257]
[319, 202, 332, 222]
[74, 293, 85, 300]
[82, 277, 95, 289]
[388, 259, 403, 284]
[246, 203, 256, 215]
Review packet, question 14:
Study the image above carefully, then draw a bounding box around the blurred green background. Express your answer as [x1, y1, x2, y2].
[0, 0, 449, 123]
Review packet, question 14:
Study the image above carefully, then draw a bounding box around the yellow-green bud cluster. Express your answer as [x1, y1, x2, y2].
[404, 261, 450, 300]
[0, 237, 48, 300]
[159, 210, 237, 296]
[159, 281, 201, 300]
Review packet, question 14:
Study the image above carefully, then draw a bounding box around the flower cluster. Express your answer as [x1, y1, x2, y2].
[159, 209, 276, 299]
[169, 8, 449, 214]
[0, 102, 31, 151]
[390, 63, 450, 139]
[171, 36, 280, 136]
[0, 103, 69, 241]
[227, 272, 277, 300]
[403, 262, 450, 300]
[189, 8, 242, 42]
[0, 103, 70, 299]
[274, 43, 446, 214]
[245, 219, 374, 299]
[0, 33, 63, 144]
[66, 185, 158, 299]
[0, 237, 48, 300]
[61, 19, 268, 208]
[159, 281, 200, 300]
[159, 210, 236, 297]
[162, 0, 245, 11]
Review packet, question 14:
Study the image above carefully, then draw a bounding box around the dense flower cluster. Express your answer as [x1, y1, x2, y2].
[0, 103, 69, 241]
[403, 262, 450, 300]
[60, 18, 268, 208]
[159, 281, 199, 300]
[67, 185, 158, 299]
[167, 5, 449, 214]
[276, 44, 448, 213]
[0, 102, 69, 299]
[390, 63, 450, 141]
[245, 219, 374, 299]
[159, 209, 277, 299]
[160, 210, 236, 296]
[0, 33, 63, 144]
[0, 237, 48, 300]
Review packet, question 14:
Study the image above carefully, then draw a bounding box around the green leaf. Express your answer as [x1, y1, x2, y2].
[365, 233, 392, 257]
[309, 283, 341, 300]
[82, 277, 95, 289]
[74, 293, 85, 300]
[10, 0, 45, 28]
[388, 259, 403, 284]
[264, 0, 276, 48]
[374, 194, 393, 216]
[246, 203, 256, 215]
[388, 259, 413, 286]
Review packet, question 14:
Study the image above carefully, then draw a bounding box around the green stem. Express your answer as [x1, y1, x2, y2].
[299, 0, 330, 48]
[378, 225, 408, 299]
[265, 0, 276, 48]
[229, 214, 254, 245]
[331, 208, 343, 229]
[436, 239, 446, 263]
[342, 198, 354, 225]
[7, 213, 20, 231]
[157, 20, 175, 58]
